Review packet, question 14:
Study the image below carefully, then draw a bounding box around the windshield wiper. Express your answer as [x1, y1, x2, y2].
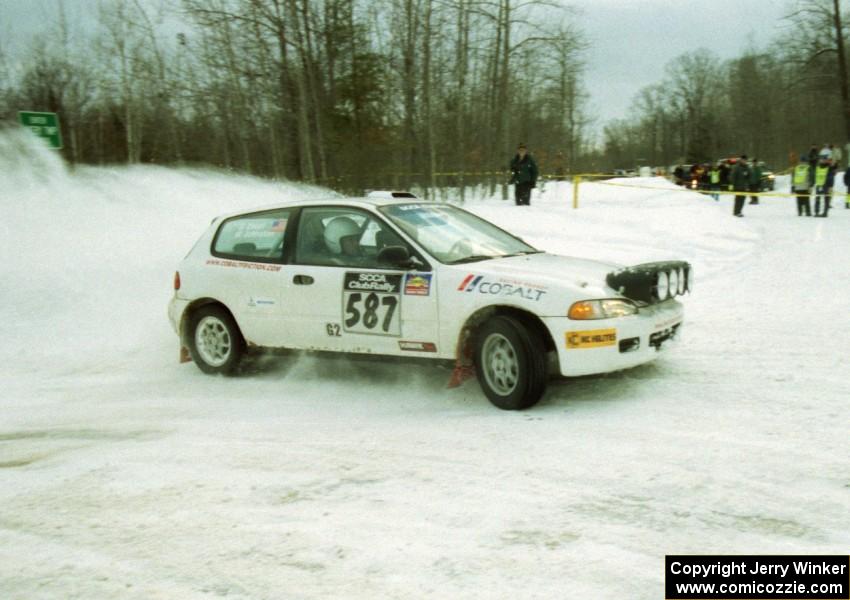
[447, 254, 497, 265]
[500, 250, 543, 258]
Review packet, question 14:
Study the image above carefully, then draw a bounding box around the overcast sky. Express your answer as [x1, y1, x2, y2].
[2, 0, 792, 131]
[574, 0, 790, 126]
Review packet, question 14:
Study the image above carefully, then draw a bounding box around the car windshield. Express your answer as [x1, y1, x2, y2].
[379, 203, 538, 264]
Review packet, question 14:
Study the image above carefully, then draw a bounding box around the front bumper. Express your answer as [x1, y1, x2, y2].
[543, 299, 684, 377]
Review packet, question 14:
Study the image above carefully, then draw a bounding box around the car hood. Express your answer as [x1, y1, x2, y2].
[465, 252, 620, 294]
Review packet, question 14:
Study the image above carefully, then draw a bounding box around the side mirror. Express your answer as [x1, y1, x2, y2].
[377, 245, 418, 269]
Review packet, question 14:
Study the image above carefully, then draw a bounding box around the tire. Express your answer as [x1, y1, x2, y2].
[474, 316, 547, 410]
[187, 305, 245, 375]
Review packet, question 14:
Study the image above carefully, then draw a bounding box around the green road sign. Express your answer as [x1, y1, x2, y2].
[18, 111, 63, 149]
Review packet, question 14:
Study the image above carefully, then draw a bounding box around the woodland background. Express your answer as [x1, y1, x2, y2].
[1, 0, 849, 194]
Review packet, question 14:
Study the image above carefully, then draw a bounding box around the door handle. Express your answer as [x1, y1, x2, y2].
[293, 275, 314, 285]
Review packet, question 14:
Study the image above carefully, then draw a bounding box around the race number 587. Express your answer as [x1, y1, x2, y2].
[342, 272, 402, 336]
[345, 292, 398, 333]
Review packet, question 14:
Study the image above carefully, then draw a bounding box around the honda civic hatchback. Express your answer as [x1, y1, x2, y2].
[169, 196, 690, 410]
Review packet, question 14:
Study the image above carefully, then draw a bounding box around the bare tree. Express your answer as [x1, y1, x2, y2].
[786, 0, 850, 141]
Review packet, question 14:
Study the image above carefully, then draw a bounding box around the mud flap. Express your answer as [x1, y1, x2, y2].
[447, 328, 475, 388]
[447, 364, 475, 388]
[179, 346, 192, 363]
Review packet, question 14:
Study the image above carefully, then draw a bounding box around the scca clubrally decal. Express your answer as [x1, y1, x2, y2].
[342, 272, 403, 336]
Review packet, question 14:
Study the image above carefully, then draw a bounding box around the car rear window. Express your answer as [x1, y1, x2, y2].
[212, 209, 291, 262]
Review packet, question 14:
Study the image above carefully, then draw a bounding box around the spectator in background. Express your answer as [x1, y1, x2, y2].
[700, 163, 711, 190]
[813, 155, 834, 217]
[791, 154, 813, 217]
[831, 143, 842, 168]
[719, 158, 732, 189]
[730, 155, 752, 217]
[709, 162, 721, 201]
[509, 143, 538, 206]
[749, 158, 763, 204]
[844, 164, 850, 209]
[809, 145, 820, 172]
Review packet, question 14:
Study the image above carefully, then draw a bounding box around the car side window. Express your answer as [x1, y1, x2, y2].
[295, 207, 409, 268]
[213, 209, 291, 262]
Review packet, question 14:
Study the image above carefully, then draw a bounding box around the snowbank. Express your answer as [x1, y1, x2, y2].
[1, 130, 848, 600]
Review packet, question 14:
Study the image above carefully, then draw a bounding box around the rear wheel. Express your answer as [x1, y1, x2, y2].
[474, 316, 547, 410]
[187, 305, 245, 375]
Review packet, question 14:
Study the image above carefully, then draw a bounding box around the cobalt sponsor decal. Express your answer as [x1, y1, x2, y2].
[344, 272, 402, 293]
[404, 273, 432, 296]
[398, 341, 437, 352]
[457, 274, 546, 301]
[566, 329, 617, 349]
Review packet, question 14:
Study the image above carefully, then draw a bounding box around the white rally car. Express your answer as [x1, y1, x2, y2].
[168, 196, 690, 410]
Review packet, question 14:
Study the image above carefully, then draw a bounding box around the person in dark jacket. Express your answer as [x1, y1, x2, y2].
[844, 165, 850, 209]
[509, 143, 538, 206]
[808, 145, 819, 173]
[748, 159, 763, 204]
[719, 159, 731, 188]
[730, 155, 752, 217]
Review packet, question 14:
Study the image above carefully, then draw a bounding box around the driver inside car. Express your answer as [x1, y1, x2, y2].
[323, 216, 364, 264]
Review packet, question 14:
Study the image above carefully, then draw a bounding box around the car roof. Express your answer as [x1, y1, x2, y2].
[213, 196, 436, 223]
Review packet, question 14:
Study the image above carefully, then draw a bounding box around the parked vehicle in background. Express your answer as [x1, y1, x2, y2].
[759, 165, 776, 191]
[673, 164, 693, 187]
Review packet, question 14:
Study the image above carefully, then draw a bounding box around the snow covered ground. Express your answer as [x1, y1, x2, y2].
[1, 130, 848, 599]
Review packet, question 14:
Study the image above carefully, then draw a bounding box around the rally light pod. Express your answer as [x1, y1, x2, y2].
[668, 269, 678, 299]
[656, 271, 669, 301]
[605, 260, 692, 304]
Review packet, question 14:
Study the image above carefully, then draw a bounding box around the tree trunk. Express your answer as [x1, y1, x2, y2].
[402, 0, 419, 184]
[499, 0, 510, 200]
[300, 0, 328, 182]
[455, 0, 468, 202]
[486, 1, 503, 197]
[286, 0, 316, 181]
[422, 0, 435, 197]
[833, 0, 850, 141]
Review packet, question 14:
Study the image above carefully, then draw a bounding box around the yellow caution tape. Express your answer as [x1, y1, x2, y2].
[591, 179, 811, 199]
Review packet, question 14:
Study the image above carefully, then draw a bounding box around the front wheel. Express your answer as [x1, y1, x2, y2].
[474, 316, 547, 410]
[187, 305, 245, 375]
